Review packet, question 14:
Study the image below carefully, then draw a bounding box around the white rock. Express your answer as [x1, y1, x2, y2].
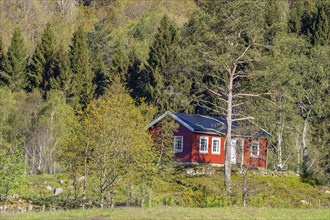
[300, 200, 310, 205]
[12, 194, 19, 199]
[54, 188, 63, 196]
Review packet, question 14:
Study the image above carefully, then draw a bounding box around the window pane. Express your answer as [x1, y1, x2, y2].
[212, 139, 220, 153]
[251, 141, 259, 156]
[174, 137, 183, 152]
[200, 138, 208, 153]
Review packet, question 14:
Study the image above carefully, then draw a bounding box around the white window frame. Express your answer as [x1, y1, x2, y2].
[251, 140, 259, 157]
[212, 138, 221, 154]
[173, 136, 183, 153]
[199, 136, 208, 154]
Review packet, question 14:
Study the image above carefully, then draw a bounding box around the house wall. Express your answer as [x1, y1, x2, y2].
[243, 138, 267, 168]
[150, 120, 267, 168]
[190, 133, 226, 164]
[173, 123, 194, 162]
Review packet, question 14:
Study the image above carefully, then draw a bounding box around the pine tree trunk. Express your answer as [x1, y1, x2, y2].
[224, 72, 234, 193]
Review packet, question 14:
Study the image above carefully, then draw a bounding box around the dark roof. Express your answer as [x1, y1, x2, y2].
[147, 111, 269, 137]
[175, 113, 268, 137]
[175, 113, 229, 135]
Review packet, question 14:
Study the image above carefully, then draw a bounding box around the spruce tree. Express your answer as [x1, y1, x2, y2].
[264, 0, 289, 43]
[3, 29, 27, 91]
[0, 37, 6, 86]
[88, 21, 113, 98]
[145, 15, 192, 113]
[26, 23, 57, 94]
[49, 44, 72, 95]
[313, 2, 330, 46]
[70, 26, 95, 110]
[126, 56, 147, 101]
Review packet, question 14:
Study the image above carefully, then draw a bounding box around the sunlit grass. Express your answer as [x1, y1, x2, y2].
[1, 207, 329, 220]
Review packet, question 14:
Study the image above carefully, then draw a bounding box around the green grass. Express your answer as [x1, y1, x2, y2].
[2, 165, 330, 211]
[1, 207, 329, 220]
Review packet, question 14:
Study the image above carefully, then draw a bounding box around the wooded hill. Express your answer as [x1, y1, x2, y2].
[0, 0, 329, 210]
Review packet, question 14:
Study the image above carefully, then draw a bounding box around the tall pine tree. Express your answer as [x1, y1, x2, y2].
[69, 26, 95, 110]
[182, 0, 266, 192]
[313, 2, 330, 46]
[49, 44, 72, 95]
[88, 20, 113, 98]
[0, 37, 6, 86]
[144, 15, 192, 113]
[26, 23, 57, 95]
[3, 29, 27, 91]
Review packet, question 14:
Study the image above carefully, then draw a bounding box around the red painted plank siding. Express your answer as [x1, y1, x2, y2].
[173, 123, 194, 162]
[243, 138, 267, 168]
[150, 119, 267, 168]
[190, 133, 226, 164]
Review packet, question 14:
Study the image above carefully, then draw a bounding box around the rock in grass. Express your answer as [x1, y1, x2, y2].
[28, 204, 33, 211]
[54, 188, 63, 196]
[12, 194, 19, 199]
[300, 200, 311, 205]
[46, 185, 53, 190]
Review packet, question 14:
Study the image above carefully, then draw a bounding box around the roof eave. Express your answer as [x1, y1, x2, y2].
[146, 111, 195, 132]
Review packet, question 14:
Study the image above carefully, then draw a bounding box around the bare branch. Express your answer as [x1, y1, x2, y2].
[234, 93, 271, 98]
[232, 117, 254, 122]
[235, 43, 252, 64]
[232, 102, 247, 108]
[200, 100, 228, 114]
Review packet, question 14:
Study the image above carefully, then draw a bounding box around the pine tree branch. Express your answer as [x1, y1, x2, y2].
[232, 117, 254, 122]
[235, 43, 252, 64]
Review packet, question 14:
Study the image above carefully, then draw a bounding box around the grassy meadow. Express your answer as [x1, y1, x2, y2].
[1, 207, 330, 220]
[0, 165, 329, 219]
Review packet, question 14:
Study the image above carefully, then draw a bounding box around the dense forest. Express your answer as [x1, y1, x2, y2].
[0, 0, 329, 210]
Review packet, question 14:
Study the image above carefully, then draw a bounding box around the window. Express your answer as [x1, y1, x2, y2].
[199, 137, 208, 154]
[212, 138, 221, 154]
[251, 141, 259, 157]
[173, 136, 183, 152]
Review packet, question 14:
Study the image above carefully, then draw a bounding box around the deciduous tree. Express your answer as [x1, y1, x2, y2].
[85, 78, 153, 208]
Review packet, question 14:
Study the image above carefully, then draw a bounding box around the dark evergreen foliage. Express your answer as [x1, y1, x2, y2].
[144, 15, 192, 113]
[3, 29, 27, 91]
[88, 20, 113, 98]
[69, 26, 95, 109]
[0, 37, 6, 86]
[50, 44, 72, 94]
[126, 56, 148, 101]
[313, 1, 330, 45]
[26, 23, 57, 95]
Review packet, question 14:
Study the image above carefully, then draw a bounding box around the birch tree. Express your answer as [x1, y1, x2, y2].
[85, 78, 153, 208]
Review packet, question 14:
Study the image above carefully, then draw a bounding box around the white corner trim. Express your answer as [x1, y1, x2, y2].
[146, 111, 195, 131]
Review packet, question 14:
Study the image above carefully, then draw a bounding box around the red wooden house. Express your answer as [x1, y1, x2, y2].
[147, 111, 268, 168]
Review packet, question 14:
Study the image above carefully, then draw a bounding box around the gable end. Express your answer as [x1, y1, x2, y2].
[146, 111, 195, 131]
